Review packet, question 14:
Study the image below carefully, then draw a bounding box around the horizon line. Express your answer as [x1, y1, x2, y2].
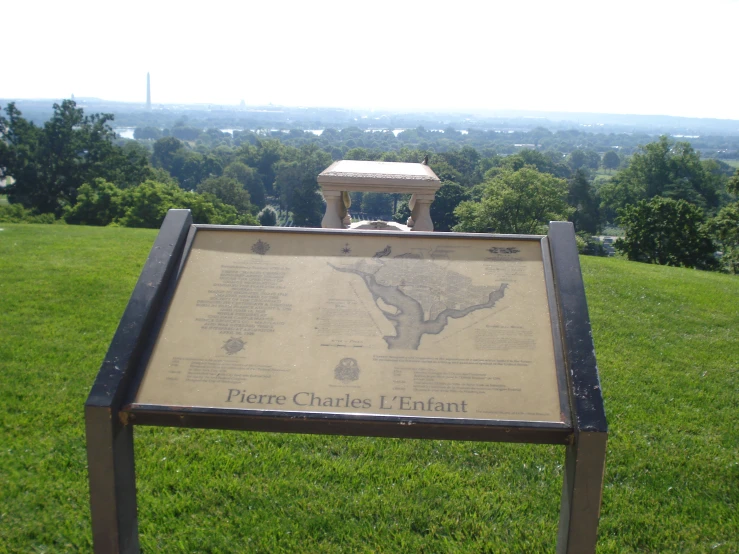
[1, 96, 739, 124]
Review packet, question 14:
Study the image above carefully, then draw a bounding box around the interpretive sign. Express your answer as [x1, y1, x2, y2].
[132, 229, 565, 424]
[85, 210, 607, 554]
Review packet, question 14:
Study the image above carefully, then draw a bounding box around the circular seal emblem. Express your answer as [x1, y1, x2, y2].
[334, 358, 360, 382]
[222, 337, 246, 355]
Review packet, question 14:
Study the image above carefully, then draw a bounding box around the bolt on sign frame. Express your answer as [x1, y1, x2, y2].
[85, 209, 607, 553]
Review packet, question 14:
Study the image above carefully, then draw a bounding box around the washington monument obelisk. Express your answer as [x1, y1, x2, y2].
[146, 72, 151, 110]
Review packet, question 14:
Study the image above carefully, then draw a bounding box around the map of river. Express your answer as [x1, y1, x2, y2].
[329, 245, 508, 350]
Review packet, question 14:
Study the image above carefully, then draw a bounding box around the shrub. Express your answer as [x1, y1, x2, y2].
[709, 203, 739, 274]
[64, 179, 124, 226]
[575, 232, 607, 257]
[0, 204, 61, 224]
[615, 197, 716, 269]
[258, 206, 278, 226]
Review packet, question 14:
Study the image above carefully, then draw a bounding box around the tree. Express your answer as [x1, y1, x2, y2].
[0, 103, 42, 206]
[496, 149, 571, 179]
[117, 180, 256, 228]
[567, 169, 600, 234]
[600, 136, 718, 217]
[437, 146, 481, 186]
[567, 150, 599, 171]
[171, 125, 202, 141]
[344, 147, 377, 161]
[152, 137, 185, 170]
[361, 192, 393, 219]
[64, 179, 124, 226]
[602, 150, 620, 172]
[134, 126, 162, 140]
[429, 182, 469, 232]
[393, 199, 411, 225]
[168, 150, 207, 190]
[1, 101, 148, 215]
[258, 206, 278, 226]
[290, 177, 325, 227]
[117, 141, 154, 189]
[709, 203, 739, 273]
[238, 139, 285, 194]
[428, 159, 463, 184]
[274, 144, 331, 216]
[614, 197, 716, 269]
[223, 161, 266, 208]
[727, 169, 739, 196]
[155, 141, 223, 191]
[196, 176, 253, 213]
[583, 150, 602, 170]
[453, 167, 573, 234]
[567, 149, 587, 170]
[528, 126, 553, 145]
[708, 169, 739, 273]
[118, 181, 193, 228]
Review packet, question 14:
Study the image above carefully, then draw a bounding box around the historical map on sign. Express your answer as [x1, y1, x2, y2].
[328, 247, 508, 350]
[133, 230, 564, 423]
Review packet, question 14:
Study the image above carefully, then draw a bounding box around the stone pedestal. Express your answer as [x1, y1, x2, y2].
[321, 190, 345, 229]
[408, 193, 435, 232]
[318, 160, 441, 231]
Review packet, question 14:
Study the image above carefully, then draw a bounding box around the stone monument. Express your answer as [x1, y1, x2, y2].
[318, 160, 441, 231]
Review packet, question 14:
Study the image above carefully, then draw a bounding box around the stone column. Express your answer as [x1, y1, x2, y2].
[409, 193, 436, 232]
[322, 190, 344, 229]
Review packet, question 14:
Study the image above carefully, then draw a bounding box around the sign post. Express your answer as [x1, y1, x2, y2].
[85, 210, 606, 553]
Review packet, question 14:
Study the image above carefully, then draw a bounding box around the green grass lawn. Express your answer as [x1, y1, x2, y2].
[1, 225, 737, 553]
[723, 159, 739, 169]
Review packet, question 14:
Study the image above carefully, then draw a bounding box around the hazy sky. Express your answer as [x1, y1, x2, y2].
[4, 0, 738, 119]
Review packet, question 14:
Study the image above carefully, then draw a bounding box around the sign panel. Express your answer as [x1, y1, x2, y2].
[132, 229, 564, 423]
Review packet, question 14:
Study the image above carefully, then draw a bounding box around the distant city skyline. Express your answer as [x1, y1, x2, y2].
[3, 0, 739, 120]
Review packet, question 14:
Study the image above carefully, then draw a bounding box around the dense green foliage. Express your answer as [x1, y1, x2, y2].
[430, 182, 470, 232]
[223, 161, 266, 208]
[258, 206, 278, 226]
[710, 203, 739, 273]
[196, 176, 255, 214]
[614, 197, 717, 269]
[568, 169, 600, 234]
[1, 225, 737, 552]
[599, 136, 723, 218]
[454, 168, 572, 234]
[64, 179, 257, 228]
[0, 101, 150, 214]
[0, 203, 60, 224]
[3, 101, 738, 272]
[126, 119, 739, 160]
[0, 102, 262, 228]
[708, 170, 739, 273]
[601, 150, 620, 171]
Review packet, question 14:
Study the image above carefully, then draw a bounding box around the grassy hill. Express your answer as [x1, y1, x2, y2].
[1, 224, 737, 553]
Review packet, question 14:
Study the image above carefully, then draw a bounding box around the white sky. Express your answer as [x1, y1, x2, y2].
[3, 0, 738, 119]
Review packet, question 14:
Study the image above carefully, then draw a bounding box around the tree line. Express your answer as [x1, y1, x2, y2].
[135, 123, 739, 160]
[2, 101, 737, 273]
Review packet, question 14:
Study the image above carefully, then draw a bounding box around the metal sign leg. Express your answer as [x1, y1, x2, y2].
[86, 407, 140, 554]
[556, 431, 607, 554]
